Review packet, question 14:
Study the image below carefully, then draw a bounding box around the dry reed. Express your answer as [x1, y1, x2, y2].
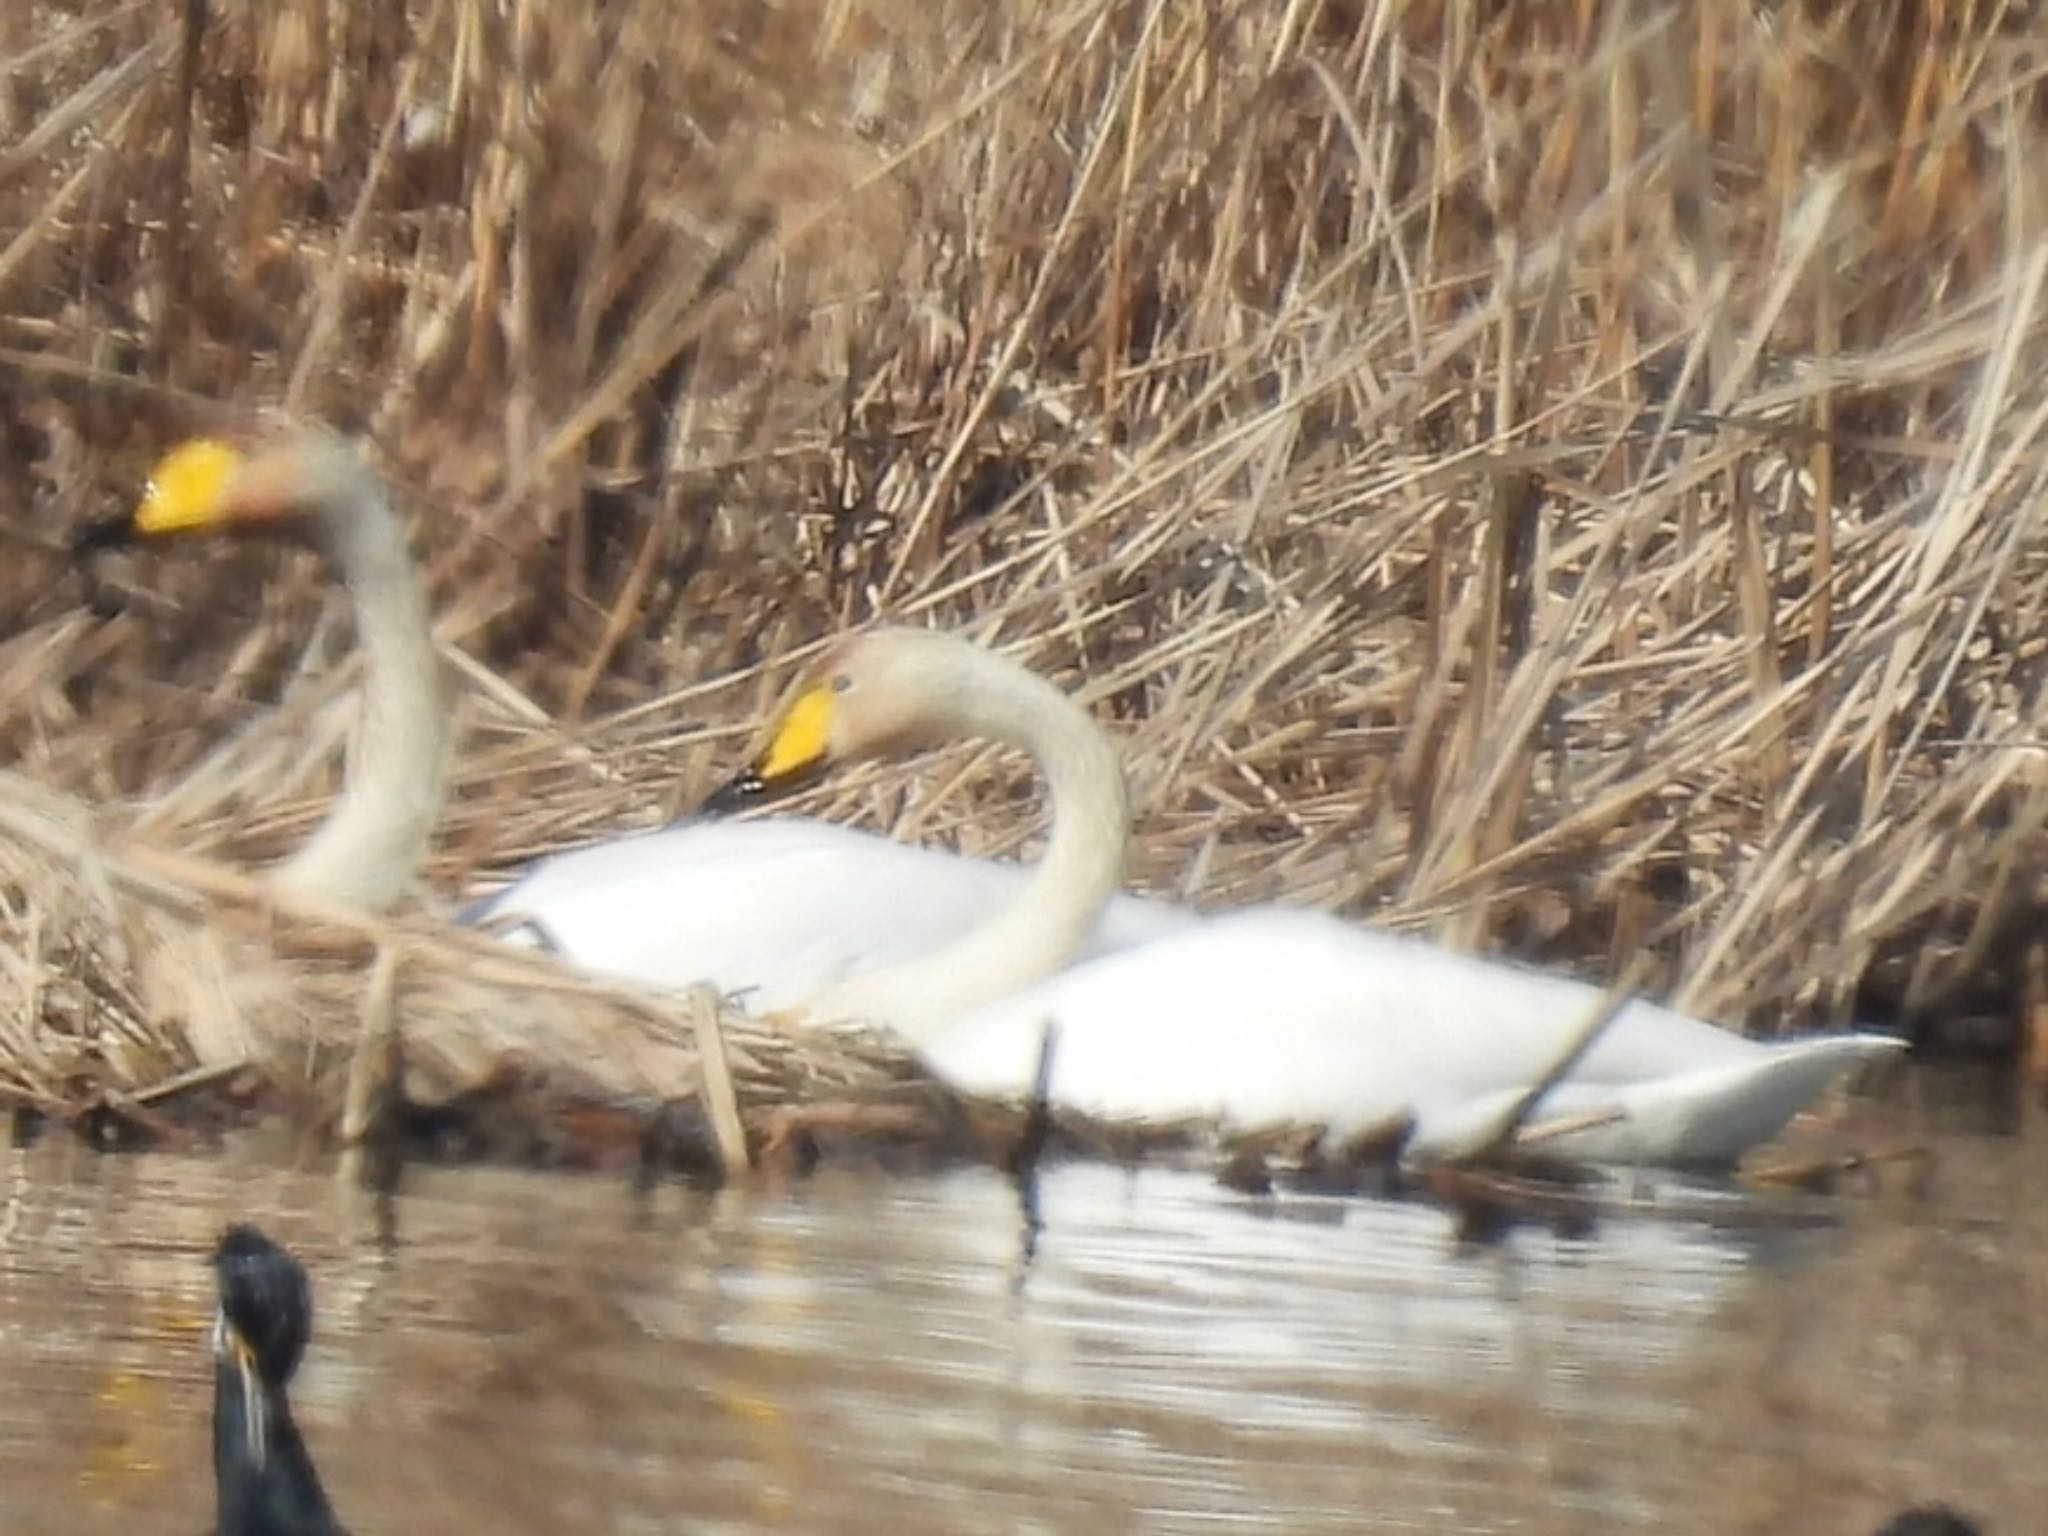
[2, 0, 2044, 1148]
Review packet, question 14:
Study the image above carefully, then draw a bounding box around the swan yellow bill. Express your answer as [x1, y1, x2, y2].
[757, 683, 836, 780]
[135, 438, 245, 535]
[699, 677, 837, 814]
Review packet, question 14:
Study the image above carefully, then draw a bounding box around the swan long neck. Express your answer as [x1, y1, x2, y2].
[815, 647, 1130, 1043]
[272, 461, 448, 911]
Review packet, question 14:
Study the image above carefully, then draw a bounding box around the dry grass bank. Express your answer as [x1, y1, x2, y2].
[1, 0, 2045, 1132]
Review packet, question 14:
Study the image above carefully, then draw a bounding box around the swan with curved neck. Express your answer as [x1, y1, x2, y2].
[90, 431, 1188, 981]
[464, 625, 1185, 998]
[81, 430, 447, 911]
[709, 627, 1133, 1039]
[725, 629, 1905, 1167]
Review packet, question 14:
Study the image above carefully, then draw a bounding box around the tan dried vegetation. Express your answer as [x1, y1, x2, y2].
[0, 0, 2042, 1151]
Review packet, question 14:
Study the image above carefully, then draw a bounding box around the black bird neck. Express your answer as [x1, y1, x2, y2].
[211, 1341, 343, 1536]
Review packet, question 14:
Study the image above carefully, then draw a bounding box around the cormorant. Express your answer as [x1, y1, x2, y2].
[209, 1224, 347, 1536]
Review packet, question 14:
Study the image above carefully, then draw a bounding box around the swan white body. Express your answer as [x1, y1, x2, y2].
[724, 628, 1901, 1168]
[922, 907, 1902, 1165]
[466, 817, 1192, 1009]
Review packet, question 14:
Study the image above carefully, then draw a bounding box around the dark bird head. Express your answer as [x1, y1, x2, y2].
[1872, 1509, 1984, 1536]
[209, 1223, 346, 1536]
[212, 1223, 313, 1390]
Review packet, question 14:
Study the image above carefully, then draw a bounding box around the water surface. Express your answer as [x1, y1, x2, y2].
[0, 1073, 2035, 1534]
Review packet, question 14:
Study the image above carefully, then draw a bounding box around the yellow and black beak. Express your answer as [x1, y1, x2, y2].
[701, 679, 838, 814]
[73, 437, 246, 555]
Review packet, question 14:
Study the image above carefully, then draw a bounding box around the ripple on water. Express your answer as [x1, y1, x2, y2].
[0, 1077, 2033, 1535]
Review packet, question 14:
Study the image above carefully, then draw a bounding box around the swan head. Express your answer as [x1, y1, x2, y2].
[704, 628, 975, 810]
[74, 425, 383, 558]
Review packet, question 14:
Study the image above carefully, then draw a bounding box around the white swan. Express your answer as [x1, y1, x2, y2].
[461, 626, 1187, 1001]
[83, 431, 449, 910]
[467, 818, 1189, 1012]
[696, 626, 1146, 1037]
[729, 628, 1904, 1166]
[99, 431, 1186, 996]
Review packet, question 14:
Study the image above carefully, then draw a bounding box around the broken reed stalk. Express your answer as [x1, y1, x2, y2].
[340, 940, 403, 1147]
[1442, 951, 1658, 1166]
[157, 0, 205, 377]
[688, 983, 751, 1175]
[1001, 1019, 1058, 1180]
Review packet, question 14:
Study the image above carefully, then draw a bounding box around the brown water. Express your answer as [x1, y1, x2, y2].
[0, 1072, 2036, 1535]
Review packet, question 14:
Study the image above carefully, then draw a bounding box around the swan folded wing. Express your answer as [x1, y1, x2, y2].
[1406, 1033, 1907, 1165]
[464, 818, 1188, 1008]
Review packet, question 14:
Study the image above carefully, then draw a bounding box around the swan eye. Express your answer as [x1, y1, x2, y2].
[830, 674, 853, 694]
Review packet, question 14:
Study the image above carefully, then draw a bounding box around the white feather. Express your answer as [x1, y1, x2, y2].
[923, 907, 1902, 1165]
[465, 817, 1191, 1010]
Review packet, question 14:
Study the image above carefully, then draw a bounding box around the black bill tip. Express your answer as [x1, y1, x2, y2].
[699, 770, 770, 817]
[72, 515, 137, 557]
